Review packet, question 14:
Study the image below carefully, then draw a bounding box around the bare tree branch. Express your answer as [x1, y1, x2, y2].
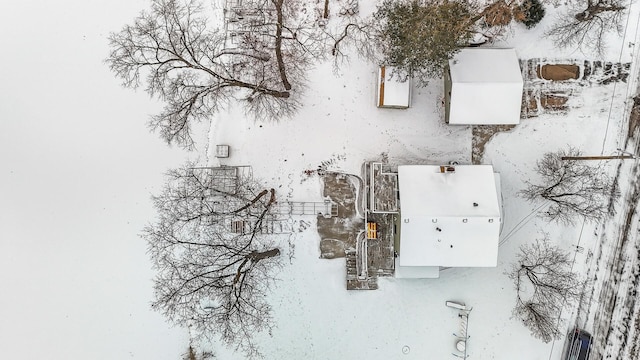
[143, 162, 282, 358]
[519, 146, 620, 225]
[327, 19, 380, 70]
[106, 0, 322, 149]
[507, 237, 584, 342]
[546, 0, 626, 56]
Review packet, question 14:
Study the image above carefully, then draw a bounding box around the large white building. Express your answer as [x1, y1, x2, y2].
[395, 164, 502, 278]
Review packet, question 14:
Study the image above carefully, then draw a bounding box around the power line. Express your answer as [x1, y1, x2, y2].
[499, 200, 550, 246]
[602, 0, 637, 153]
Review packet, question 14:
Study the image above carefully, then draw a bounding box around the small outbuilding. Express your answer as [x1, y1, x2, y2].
[444, 48, 523, 125]
[395, 164, 502, 278]
[376, 66, 412, 109]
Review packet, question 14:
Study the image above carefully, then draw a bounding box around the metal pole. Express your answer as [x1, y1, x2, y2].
[561, 155, 637, 161]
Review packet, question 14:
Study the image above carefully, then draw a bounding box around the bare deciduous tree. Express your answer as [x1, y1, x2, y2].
[107, 0, 323, 149]
[519, 146, 619, 225]
[143, 163, 282, 358]
[546, 0, 626, 55]
[507, 238, 584, 343]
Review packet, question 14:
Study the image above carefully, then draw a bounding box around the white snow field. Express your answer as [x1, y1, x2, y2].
[2, 0, 640, 359]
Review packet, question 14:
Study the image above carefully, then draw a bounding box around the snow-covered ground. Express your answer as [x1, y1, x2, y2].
[0, 2, 192, 359]
[204, 67, 626, 360]
[202, 1, 640, 359]
[2, 0, 640, 359]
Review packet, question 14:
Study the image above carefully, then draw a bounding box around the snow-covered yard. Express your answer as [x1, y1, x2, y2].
[3, 0, 640, 359]
[200, 1, 640, 359]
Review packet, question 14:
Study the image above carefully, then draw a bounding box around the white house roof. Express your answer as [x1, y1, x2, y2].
[397, 165, 501, 269]
[377, 66, 411, 108]
[448, 48, 523, 125]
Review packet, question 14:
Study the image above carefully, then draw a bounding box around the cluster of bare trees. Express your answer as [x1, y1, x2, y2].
[507, 238, 584, 342]
[512, 147, 621, 340]
[143, 163, 282, 358]
[107, 0, 325, 149]
[520, 147, 619, 225]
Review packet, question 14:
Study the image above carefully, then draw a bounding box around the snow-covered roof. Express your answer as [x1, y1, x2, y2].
[397, 165, 501, 268]
[448, 48, 523, 125]
[377, 66, 411, 108]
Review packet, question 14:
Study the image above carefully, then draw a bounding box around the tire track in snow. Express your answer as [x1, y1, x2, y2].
[603, 168, 639, 360]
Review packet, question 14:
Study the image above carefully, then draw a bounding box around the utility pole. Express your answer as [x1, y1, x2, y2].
[562, 149, 638, 161]
[561, 155, 636, 160]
